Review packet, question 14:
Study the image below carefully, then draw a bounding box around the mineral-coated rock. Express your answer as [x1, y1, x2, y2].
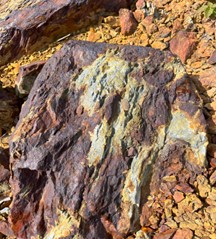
[209, 50, 216, 65]
[16, 60, 46, 96]
[199, 67, 216, 89]
[9, 40, 208, 238]
[119, 8, 138, 35]
[0, 0, 132, 66]
[170, 31, 197, 63]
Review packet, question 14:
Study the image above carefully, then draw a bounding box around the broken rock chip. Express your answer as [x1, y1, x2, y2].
[9, 40, 208, 238]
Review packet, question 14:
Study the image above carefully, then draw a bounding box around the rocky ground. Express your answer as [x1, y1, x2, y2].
[0, 0, 215, 238]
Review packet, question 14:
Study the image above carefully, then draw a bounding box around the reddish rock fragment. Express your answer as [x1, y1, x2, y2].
[199, 67, 216, 89]
[119, 8, 138, 35]
[133, 9, 145, 22]
[153, 228, 177, 239]
[174, 183, 194, 194]
[136, 0, 146, 9]
[173, 191, 184, 203]
[173, 229, 193, 239]
[210, 158, 216, 168]
[0, 221, 14, 238]
[170, 31, 197, 63]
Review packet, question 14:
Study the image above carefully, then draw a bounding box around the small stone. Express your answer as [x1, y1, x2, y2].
[196, 174, 211, 198]
[208, 144, 216, 158]
[170, 31, 197, 63]
[76, 105, 84, 116]
[151, 41, 167, 50]
[140, 32, 149, 46]
[191, 61, 203, 69]
[210, 158, 216, 168]
[173, 191, 184, 203]
[199, 67, 216, 89]
[136, 0, 146, 10]
[173, 229, 193, 239]
[175, 183, 194, 194]
[87, 28, 101, 42]
[159, 27, 171, 38]
[210, 171, 216, 185]
[153, 229, 176, 239]
[209, 50, 216, 65]
[162, 175, 177, 182]
[133, 10, 145, 22]
[172, 19, 183, 34]
[122, 99, 129, 111]
[119, 8, 138, 35]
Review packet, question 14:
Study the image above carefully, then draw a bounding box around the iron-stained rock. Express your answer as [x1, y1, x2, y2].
[0, 0, 132, 66]
[9, 41, 208, 238]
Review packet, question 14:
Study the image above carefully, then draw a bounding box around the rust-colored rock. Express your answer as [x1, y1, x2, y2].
[9, 40, 207, 238]
[0, 0, 132, 67]
[119, 8, 138, 35]
[170, 31, 197, 63]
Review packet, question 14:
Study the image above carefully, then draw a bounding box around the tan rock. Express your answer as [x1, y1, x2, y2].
[173, 229, 193, 239]
[199, 67, 216, 89]
[140, 32, 149, 46]
[151, 41, 167, 50]
[210, 170, 216, 185]
[196, 174, 211, 198]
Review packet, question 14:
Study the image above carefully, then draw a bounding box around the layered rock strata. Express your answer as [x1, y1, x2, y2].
[9, 41, 208, 238]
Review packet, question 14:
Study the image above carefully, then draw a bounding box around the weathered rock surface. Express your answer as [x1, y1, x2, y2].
[9, 40, 208, 238]
[0, 0, 132, 67]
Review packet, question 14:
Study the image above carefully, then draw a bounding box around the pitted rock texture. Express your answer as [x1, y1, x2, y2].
[0, 0, 132, 67]
[9, 41, 208, 239]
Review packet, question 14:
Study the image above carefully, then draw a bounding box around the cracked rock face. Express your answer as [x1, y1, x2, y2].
[9, 41, 208, 238]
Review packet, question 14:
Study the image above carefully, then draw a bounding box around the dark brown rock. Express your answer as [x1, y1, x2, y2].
[9, 40, 207, 238]
[0, 0, 132, 66]
[170, 31, 197, 63]
[0, 86, 20, 131]
[16, 60, 46, 96]
[119, 8, 138, 35]
[0, 148, 10, 182]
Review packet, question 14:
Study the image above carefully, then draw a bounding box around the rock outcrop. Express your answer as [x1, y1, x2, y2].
[0, 0, 132, 67]
[9, 40, 208, 238]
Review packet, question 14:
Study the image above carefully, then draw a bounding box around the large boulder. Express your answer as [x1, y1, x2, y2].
[9, 41, 208, 238]
[0, 0, 132, 66]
